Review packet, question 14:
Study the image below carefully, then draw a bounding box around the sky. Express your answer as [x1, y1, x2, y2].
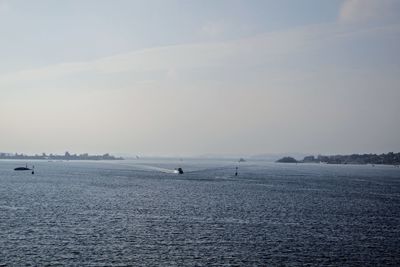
[0, 0, 399, 156]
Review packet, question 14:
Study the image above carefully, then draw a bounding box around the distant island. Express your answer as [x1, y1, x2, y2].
[277, 152, 400, 165]
[276, 156, 298, 163]
[0, 152, 123, 161]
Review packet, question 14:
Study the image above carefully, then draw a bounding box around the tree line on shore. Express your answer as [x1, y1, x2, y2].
[0, 151, 123, 160]
[277, 152, 400, 165]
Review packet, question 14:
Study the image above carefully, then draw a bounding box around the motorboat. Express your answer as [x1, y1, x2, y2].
[14, 164, 34, 174]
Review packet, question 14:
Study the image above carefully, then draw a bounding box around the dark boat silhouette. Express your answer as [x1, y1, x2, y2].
[14, 163, 31, 171]
[14, 164, 34, 174]
[176, 167, 184, 174]
[14, 167, 31, 171]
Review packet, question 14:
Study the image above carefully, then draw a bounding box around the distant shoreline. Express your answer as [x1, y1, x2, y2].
[276, 152, 400, 165]
[0, 152, 123, 161]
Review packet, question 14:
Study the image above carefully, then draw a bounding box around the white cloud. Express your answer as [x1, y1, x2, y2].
[339, 0, 400, 23]
[1, 13, 399, 97]
[0, 22, 380, 86]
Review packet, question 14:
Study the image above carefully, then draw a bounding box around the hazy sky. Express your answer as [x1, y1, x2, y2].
[1, 0, 399, 156]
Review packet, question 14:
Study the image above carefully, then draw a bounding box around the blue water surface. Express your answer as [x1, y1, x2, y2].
[0, 159, 399, 266]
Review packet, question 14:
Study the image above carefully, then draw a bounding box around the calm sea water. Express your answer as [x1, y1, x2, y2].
[0, 159, 399, 266]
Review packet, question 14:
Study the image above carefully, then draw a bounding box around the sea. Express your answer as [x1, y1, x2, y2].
[0, 158, 399, 266]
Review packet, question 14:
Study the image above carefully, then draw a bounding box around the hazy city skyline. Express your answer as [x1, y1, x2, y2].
[1, 0, 399, 156]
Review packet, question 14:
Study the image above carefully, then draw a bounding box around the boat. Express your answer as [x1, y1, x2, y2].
[14, 163, 31, 171]
[14, 164, 34, 174]
[14, 167, 31, 171]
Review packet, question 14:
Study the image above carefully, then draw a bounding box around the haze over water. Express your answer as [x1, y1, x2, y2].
[1, 0, 400, 155]
[1, 159, 399, 266]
